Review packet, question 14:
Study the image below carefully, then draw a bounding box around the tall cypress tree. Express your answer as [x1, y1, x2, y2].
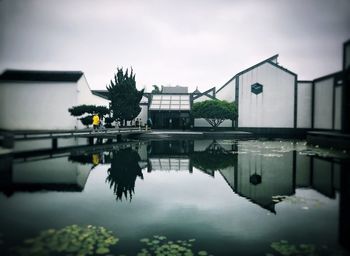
[106, 68, 144, 126]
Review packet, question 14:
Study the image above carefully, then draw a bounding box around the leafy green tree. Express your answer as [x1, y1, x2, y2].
[106, 68, 144, 126]
[191, 100, 237, 128]
[68, 105, 110, 128]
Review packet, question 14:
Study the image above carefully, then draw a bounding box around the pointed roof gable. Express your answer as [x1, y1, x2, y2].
[217, 54, 296, 94]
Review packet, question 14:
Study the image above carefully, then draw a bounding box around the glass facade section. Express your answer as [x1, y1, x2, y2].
[149, 94, 191, 110]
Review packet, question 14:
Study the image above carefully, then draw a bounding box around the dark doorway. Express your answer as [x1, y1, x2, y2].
[150, 111, 190, 129]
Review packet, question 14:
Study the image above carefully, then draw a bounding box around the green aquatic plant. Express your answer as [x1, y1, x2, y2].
[138, 235, 213, 256]
[270, 240, 316, 256]
[14, 225, 119, 256]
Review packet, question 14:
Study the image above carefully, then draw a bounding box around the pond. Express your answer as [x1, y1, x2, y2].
[0, 139, 349, 256]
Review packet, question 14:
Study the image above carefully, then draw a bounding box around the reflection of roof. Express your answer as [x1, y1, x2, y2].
[149, 158, 190, 171]
[0, 183, 84, 197]
[0, 70, 83, 82]
[149, 94, 190, 111]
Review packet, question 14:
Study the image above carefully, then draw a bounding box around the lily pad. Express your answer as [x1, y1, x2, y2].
[15, 225, 119, 256]
[136, 235, 212, 256]
[96, 247, 110, 254]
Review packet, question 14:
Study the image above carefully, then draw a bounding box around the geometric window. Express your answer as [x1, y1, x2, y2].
[251, 83, 263, 95]
[149, 94, 190, 111]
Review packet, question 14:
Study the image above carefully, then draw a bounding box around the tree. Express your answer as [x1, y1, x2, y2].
[106, 68, 144, 126]
[151, 85, 161, 93]
[68, 105, 110, 128]
[191, 100, 237, 128]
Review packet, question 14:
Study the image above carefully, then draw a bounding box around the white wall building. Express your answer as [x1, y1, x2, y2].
[0, 70, 109, 130]
[216, 55, 297, 130]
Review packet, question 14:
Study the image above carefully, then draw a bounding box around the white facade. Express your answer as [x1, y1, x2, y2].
[135, 95, 149, 125]
[0, 71, 109, 130]
[77, 76, 109, 108]
[136, 105, 148, 125]
[0, 81, 78, 130]
[238, 62, 295, 128]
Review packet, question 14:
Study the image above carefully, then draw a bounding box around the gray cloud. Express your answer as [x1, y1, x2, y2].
[0, 0, 349, 92]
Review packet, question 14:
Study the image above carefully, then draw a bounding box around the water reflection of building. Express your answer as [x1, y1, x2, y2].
[296, 155, 341, 198]
[147, 140, 194, 173]
[219, 141, 293, 212]
[0, 154, 92, 197]
[219, 141, 343, 213]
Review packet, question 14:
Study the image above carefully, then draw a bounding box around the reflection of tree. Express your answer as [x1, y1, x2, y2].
[69, 152, 113, 166]
[190, 141, 237, 175]
[106, 148, 143, 201]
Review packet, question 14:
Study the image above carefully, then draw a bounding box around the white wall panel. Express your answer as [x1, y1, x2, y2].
[216, 78, 235, 102]
[136, 105, 148, 124]
[314, 78, 333, 129]
[297, 82, 312, 128]
[238, 62, 295, 128]
[77, 76, 109, 107]
[0, 81, 78, 130]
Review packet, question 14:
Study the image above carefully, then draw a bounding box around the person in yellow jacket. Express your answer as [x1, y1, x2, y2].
[92, 112, 100, 131]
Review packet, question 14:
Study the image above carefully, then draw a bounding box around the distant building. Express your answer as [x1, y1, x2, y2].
[162, 85, 188, 93]
[0, 70, 109, 130]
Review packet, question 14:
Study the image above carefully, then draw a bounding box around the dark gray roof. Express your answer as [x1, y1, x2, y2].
[162, 86, 188, 93]
[0, 69, 84, 82]
[91, 90, 109, 100]
[193, 87, 201, 94]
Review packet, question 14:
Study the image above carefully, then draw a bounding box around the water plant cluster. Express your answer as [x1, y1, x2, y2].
[271, 240, 316, 255]
[13, 225, 214, 256]
[138, 235, 212, 256]
[14, 225, 119, 256]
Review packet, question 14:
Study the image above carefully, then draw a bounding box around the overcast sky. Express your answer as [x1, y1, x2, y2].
[0, 0, 349, 92]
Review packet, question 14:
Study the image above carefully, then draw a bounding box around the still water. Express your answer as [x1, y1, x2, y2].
[0, 139, 349, 256]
